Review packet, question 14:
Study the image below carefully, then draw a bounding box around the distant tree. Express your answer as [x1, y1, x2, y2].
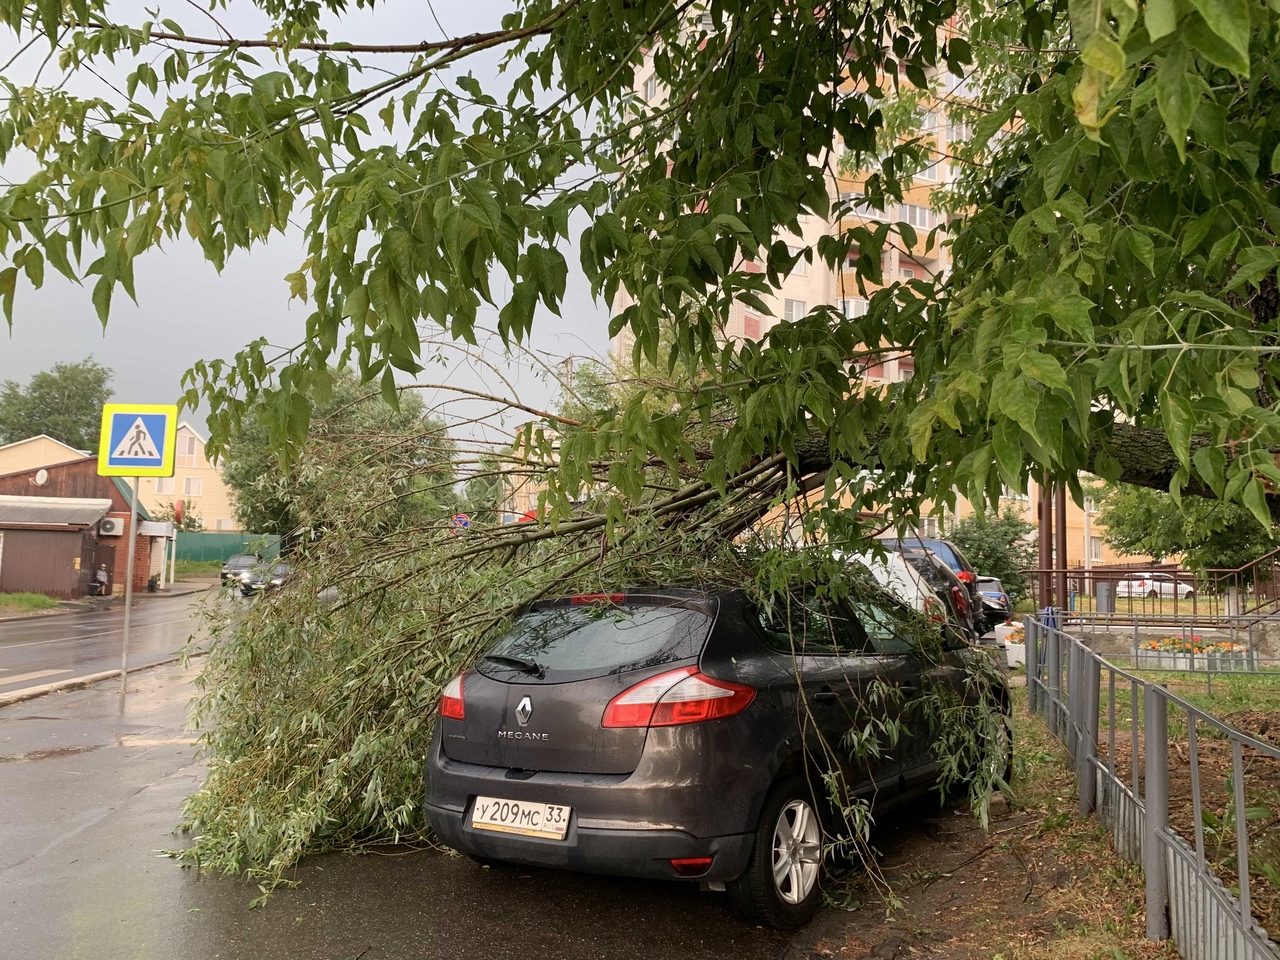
[152, 500, 204, 532]
[1095, 485, 1274, 576]
[0, 357, 113, 450]
[947, 509, 1038, 600]
[222, 372, 455, 540]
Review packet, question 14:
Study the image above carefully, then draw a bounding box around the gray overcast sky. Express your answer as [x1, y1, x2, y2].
[0, 0, 612, 434]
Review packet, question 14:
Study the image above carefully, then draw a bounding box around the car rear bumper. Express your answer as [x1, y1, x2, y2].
[425, 797, 753, 882]
[423, 733, 762, 883]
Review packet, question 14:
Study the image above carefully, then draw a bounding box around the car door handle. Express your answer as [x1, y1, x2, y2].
[812, 687, 839, 703]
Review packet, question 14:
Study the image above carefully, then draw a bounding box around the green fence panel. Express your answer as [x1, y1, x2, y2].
[175, 532, 281, 562]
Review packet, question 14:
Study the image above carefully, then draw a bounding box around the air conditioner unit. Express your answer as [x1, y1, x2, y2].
[98, 518, 124, 536]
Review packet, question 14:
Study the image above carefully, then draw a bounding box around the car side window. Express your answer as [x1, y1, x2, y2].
[755, 593, 867, 655]
[846, 597, 917, 655]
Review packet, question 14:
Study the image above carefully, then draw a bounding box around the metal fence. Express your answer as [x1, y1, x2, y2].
[1027, 613, 1280, 959]
[175, 531, 281, 562]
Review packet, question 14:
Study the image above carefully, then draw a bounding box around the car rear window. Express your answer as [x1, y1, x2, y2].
[478, 602, 713, 683]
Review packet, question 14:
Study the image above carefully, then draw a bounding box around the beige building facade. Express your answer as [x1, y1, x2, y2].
[0, 435, 89, 475]
[139, 422, 240, 531]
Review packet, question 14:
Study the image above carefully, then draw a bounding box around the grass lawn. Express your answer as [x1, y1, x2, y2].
[173, 559, 223, 579]
[0, 592, 59, 616]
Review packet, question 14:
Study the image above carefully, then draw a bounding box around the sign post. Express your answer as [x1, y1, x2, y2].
[97, 404, 178, 695]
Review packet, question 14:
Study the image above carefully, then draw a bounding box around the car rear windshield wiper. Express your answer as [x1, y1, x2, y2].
[482, 654, 545, 678]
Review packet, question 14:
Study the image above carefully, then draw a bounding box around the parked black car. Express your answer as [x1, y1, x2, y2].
[239, 562, 290, 597]
[881, 536, 985, 631]
[221, 553, 259, 585]
[423, 587, 1007, 929]
[976, 576, 1013, 626]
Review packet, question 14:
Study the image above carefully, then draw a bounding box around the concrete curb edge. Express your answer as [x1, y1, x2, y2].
[0, 653, 200, 708]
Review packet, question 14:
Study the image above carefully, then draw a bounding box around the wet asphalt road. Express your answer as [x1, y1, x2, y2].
[0, 661, 824, 960]
[0, 592, 209, 698]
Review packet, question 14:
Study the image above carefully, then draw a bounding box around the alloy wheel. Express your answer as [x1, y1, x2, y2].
[770, 798, 821, 905]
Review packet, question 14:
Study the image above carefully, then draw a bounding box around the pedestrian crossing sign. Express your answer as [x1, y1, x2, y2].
[97, 404, 178, 477]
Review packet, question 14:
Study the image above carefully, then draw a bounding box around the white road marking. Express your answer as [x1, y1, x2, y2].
[0, 668, 71, 685]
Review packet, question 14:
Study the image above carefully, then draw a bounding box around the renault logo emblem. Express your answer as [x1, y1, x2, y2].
[516, 696, 533, 726]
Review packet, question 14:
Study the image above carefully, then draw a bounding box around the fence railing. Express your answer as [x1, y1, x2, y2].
[1027, 613, 1280, 959]
[1022, 551, 1280, 625]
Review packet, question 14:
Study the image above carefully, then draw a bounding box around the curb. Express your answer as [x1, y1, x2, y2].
[0, 653, 199, 708]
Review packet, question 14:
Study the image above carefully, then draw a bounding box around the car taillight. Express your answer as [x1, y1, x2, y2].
[439, 673, 465, 720]
[571, 593, 626, 604]
[957, 570, 976, 584]
[951, 586, 969, 614]
[602, 666, 756, 728]
[923, 596, 947, 623]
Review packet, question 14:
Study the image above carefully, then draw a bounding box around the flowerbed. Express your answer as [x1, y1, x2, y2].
[1136, 635, 1256, 672]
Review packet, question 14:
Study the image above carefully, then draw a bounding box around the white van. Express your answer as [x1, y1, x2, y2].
[837, 549, 949, 624]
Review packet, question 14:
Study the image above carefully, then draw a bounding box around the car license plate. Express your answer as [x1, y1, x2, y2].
[471, 796, 571, 840]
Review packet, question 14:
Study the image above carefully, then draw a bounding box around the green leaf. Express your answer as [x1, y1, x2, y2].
[22, 248, 43, 289]
[1000, 377, 1042, 439]
[91, 276, 112, 327]
[1020, 351, 1069, 390]
[1161, 393, 1195, 467]
[1126, 230, 1155, 274]
[1082, 34, 1126, 80]
[1243, 477, 1272, 530]
[1227, 247, 1280, 291]
[1186, 0, 1251, 75]
[0, 267, 14, 326]
[1156, 41, 1198, 161]
[1193, 444, 1227, 497]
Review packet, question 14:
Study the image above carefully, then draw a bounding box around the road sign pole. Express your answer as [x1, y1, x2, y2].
[119, 476, 140, 696]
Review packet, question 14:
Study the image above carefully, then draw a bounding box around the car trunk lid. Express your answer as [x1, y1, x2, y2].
[440, 595, 716, 775]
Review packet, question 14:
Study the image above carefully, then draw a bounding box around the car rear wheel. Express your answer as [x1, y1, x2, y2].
[727, 776, 823, 929]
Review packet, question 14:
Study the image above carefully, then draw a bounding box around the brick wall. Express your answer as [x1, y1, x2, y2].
[104, 511, 152, 595]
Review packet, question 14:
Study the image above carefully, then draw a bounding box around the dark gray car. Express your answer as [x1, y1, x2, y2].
[423, 587, 999, 928]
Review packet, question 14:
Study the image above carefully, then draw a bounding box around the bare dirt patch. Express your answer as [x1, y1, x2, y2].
[1102, 706, 1280, 934]
[787, 698, 1181, 960]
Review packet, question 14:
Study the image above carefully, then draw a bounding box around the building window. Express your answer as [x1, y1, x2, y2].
[644, 74, 658, 100]
[215, 518, 236, 531]
[698, 11, 714, 30]
[918, 110, 938, 134]
[838, 297, 868, 318]
[1084, 496, 1096, 513]
[861, 353, 885, 379]
[895, 357, 915, 381]
[916, 162, 939, 182]
[155, 478, 174, 495]
[183, 477, 203, 497]
[898, 265, 919, 280]
[786, 245, 808, 276]
[177, 434, 198, 468]
[901, 204, 935, 229]
[1090, 536, 1103, 561]
[916, 517, 941, 537]
[845, 193, 887, 221]
[946, 119, 973, 143]
[784, 299, 807, 322]
[796, 213, 809, 225]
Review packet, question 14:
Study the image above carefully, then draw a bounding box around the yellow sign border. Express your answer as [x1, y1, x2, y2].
[97, 404, 179, 477]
